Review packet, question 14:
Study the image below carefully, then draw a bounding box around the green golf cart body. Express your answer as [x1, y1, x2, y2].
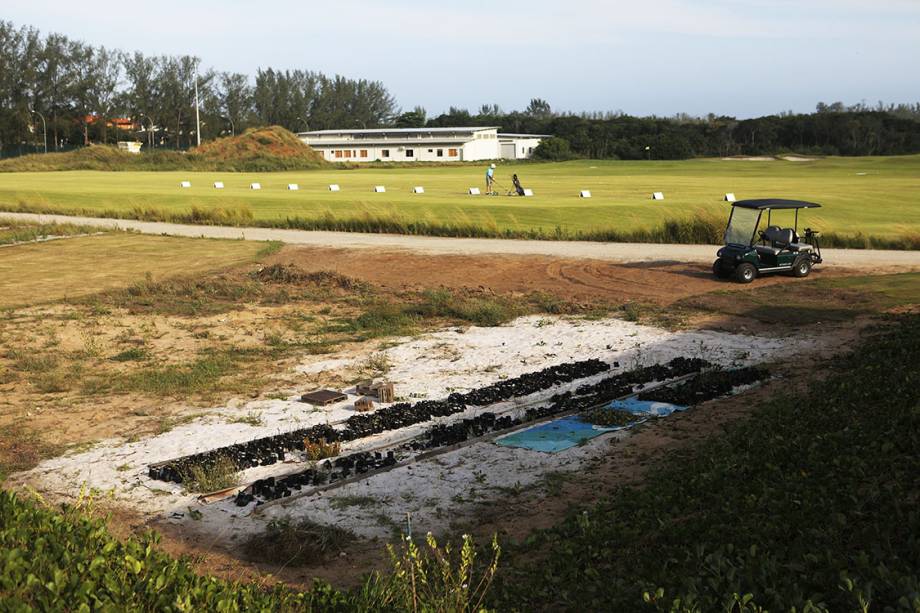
[713, 199, 823, 283]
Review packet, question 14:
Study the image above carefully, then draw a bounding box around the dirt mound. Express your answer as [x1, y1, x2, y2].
[252, 264, 368, 290]
[192, 126, 326, 171]
[0, 126, 326, 173]
[0, 145, 142, 172]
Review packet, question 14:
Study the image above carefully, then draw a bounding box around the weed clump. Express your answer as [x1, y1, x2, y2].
[303, 438, 340, 461]
[243, 517, 355, 566]
[252, 264, 369, 292]
[178, 455, 238, 493]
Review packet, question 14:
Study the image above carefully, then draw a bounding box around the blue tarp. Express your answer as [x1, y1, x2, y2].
[495, 397, 688, 453]
[496, 415, 605, 453]
[608, 397, 688, 416]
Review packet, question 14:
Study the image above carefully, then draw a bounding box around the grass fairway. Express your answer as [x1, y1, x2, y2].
[0, 156, 918, 244]
[0, 234, 266, 308]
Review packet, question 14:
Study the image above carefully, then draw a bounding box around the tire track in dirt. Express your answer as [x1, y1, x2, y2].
[268, 247, 848, 306]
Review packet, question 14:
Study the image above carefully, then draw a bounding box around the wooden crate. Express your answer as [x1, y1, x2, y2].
[355, 380, 375, 396]
[300, 389, 347, 406]
[371, 382, 395, 403]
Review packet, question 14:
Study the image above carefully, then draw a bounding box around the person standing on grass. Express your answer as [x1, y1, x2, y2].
[485, 163, 496, 195]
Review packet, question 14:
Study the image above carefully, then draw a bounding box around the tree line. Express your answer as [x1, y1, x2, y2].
[411, 98, 920, 159]
[2, 20, 919, 159]
[0, 21, 398, 155]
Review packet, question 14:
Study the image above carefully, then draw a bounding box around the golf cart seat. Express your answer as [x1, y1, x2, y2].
[761, 226, 814, 253]
[755, 226, 790, 256]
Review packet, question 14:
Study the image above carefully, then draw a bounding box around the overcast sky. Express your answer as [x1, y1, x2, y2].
[6, 0, 920, 118]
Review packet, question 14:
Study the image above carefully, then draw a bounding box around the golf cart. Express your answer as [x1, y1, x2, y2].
[713, 199, 823, 283]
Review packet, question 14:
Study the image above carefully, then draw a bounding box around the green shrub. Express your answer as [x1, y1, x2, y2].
[0, 491, 499, 611]
[0, 491, 348, 611]
[533, 137, 576, 161]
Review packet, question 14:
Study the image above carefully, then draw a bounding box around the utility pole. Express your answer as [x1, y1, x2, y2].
[28, 104, 47, 154]
[194, 77, 201, 147]
[139, 113, 154, 150]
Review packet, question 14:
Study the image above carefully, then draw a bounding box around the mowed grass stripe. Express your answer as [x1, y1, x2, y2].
[0, 157, 918, 241]
[0, 234, 264, 308]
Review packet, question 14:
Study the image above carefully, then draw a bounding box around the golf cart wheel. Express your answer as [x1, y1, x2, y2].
[734, 263, 757, 284]
[792, 258, 813, 278]
[712, 259, 731, 279]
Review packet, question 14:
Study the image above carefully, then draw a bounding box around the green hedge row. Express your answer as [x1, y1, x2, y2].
[494, 313, 920, 611]
[0, 493, 353, 612]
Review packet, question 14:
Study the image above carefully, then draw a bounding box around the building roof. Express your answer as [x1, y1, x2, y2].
[299, 126, 499, 137]
[301, 138, 472, 147]
[732, 199, 822, 210]
[498, 133, 552, 139]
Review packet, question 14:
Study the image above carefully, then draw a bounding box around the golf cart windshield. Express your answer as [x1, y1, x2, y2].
[724, 206, 761, 246]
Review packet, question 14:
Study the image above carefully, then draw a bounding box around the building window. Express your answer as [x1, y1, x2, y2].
[382, 149, 390, 158]
[448, 148, 458, 157]
[428, 149, 433, 153]
[405, 149, 414, 157]
[360, 149, 368, 157]
[334, 150, 343, 159]
[436, 149, 443, 157]
[344, 150, 352, 158]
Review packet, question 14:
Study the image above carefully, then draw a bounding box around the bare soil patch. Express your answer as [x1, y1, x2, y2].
[262, 246, 856, 307]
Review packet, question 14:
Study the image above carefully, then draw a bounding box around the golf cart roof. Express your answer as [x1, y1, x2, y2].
[732, 199, 822, 210]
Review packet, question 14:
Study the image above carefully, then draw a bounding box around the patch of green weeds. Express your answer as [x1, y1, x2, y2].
[243, 517, 355, 566]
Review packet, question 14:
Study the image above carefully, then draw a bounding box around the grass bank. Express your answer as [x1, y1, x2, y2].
[0, 220, 102, 246]
[494, 313, 920, 611]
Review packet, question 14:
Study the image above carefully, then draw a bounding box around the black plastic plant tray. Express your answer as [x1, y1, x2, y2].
[148, 358, 611, 484]
[236, 357, 715, 507]
[637, 366, 766, 406]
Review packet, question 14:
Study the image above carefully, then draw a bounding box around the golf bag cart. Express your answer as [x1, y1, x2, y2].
[713, 199, 823, 283]
[509, 173, 526, 196]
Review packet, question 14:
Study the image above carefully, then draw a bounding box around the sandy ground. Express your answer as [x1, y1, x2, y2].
[2, 212, 918, 268]
[14, 315, 820, 563]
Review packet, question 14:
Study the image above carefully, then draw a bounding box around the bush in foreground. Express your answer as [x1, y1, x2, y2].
[0, 491, 500, 612]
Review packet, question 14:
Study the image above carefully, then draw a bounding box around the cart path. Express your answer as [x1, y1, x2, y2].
[2, 211, 918, 269]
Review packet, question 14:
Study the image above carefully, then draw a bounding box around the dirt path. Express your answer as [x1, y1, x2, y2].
[2, 211, 918, 269]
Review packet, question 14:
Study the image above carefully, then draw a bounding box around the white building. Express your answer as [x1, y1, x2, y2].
[297, 127, 547, 163]
[499, 133, 548, 160]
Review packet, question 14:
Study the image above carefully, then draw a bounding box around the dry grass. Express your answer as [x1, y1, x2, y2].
[243, 517, 355, 566]
[303, 438, 341, 461]
[0, 233, 266, 309]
